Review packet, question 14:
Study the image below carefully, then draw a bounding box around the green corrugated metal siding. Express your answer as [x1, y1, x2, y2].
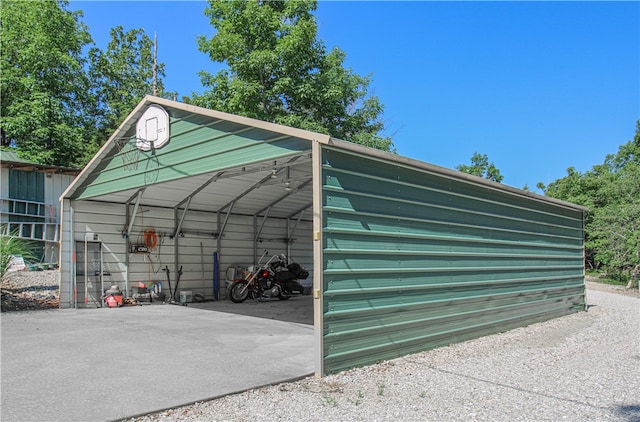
[9, 169, 44, 203]
[321, 147, 585, 374]
[74, 109, 311, 199]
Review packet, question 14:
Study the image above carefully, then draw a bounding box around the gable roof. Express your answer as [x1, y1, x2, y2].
[62, 96, 588, 216]
[1, 149, 80, 175]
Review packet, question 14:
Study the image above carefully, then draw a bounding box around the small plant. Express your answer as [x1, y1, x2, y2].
[322, 394, 337, 407]
[0, 235, 36, 280]
[419, 391, 427, 398]
[350, 390, 365, 406]
[377, 382, 386, 396]
[278, 384, 288, 392]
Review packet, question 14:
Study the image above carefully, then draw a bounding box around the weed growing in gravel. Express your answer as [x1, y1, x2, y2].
[323, 394, 337, 407]
[419, 391, 427, 398]
[377, 382, 386, 396]
[348, 391, 365, 406]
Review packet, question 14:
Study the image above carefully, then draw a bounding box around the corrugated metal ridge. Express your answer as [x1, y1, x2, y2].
[323, 206, 581, 242]
[324, 274, 582, 296]
[147, 96, 332, 144]
[324, 286, 583, 319]
[146, 134, 293, 166]
[63, 95, 329, 200]
[323, 264, 584, 275]
[323, 166, 582, 224]
[166, 114, 230, 137]
[323, 248, 579, 259]
[94, 131, 296, 184]
[169, 122, 255, 146]
[324, 293, 581, 337]
[323, 301, 581, 361]
[324, 184, 580, 233]
[323, 227, 583, 251]
[322, 142, 589, 213]
[61, 98, 155, 200]
[85, 130, 299, 196]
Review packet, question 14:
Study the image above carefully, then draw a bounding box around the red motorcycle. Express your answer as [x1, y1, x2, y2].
[228, 250, 308, 303]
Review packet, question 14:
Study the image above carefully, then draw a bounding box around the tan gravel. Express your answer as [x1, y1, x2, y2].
[3, 270, 638, 422]
[131, 283, 639, 422]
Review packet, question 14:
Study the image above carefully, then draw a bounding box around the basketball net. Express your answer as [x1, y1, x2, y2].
[114, 138, 141, 171]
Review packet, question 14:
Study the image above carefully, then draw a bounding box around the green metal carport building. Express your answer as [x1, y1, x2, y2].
[60, 96, 587, 375]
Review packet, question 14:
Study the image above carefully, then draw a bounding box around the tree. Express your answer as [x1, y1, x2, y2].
[189, 0, 393, 152]
[1, 1, 172, 167]
[0, 0, 92, 167]
[86, 26, 172, 161]
[539, 120, 640, 280]
[455, 152, 504, 183]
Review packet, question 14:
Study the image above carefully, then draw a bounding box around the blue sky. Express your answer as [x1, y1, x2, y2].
[71, 1, 639, 191]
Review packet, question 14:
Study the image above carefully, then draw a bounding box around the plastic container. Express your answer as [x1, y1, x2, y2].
[105, 294, 123, 307]
[179, 291, 193, 303]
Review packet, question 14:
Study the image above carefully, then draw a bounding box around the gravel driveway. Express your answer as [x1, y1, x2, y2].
[133, 285, 639, 422]
[3, 272, 638, 421]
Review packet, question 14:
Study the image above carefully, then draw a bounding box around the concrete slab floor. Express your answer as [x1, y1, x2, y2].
[188, 294, 314, 325]
[1, 301, 314, 422]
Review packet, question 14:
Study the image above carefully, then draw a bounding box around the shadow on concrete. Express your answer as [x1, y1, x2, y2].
[614, 404, 640, 422]
[187, 294, 314, 325]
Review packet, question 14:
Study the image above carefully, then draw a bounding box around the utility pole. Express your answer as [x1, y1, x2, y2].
[152, 32, 157, 96]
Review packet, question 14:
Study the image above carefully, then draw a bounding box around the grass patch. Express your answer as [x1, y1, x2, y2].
[322, 394, 337, 407]
[349, 390, 365, 406]
[586, 271, 628, 286]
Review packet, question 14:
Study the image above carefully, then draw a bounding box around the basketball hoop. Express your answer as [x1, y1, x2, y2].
[136, 105, 170, 151]
[114, 138, 141, 171]
[114, 105, 169, 174]
[143, 153, 160, 185]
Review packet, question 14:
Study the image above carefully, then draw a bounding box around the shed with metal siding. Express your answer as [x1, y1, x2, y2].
[1, 150, 79, 262]
[59, 96, 586, 376]
[318, 146, 584, 373]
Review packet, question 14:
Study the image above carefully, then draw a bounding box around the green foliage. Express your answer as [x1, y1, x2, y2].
[0, 235, 36, 280]
[190, 0, 393, 152]
[0, 0, 92, 167]
[455, 152, 504, 183]
[86, 26, 171, 162]
[540, 120, 640, 280]
[322, 394, 337, 407]
[0, 1, 170, 167]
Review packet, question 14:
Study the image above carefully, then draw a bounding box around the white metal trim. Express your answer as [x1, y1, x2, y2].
[312, 140, 324, 376]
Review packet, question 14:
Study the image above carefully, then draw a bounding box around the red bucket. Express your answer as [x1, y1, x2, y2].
[105, 294, 123, 308]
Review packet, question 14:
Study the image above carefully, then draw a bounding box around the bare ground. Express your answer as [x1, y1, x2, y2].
[0, 270, 60, 312]
[585, 275, 640, 298]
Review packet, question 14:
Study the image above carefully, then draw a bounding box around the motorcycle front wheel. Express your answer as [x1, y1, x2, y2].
[229, 282, 250, 303]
